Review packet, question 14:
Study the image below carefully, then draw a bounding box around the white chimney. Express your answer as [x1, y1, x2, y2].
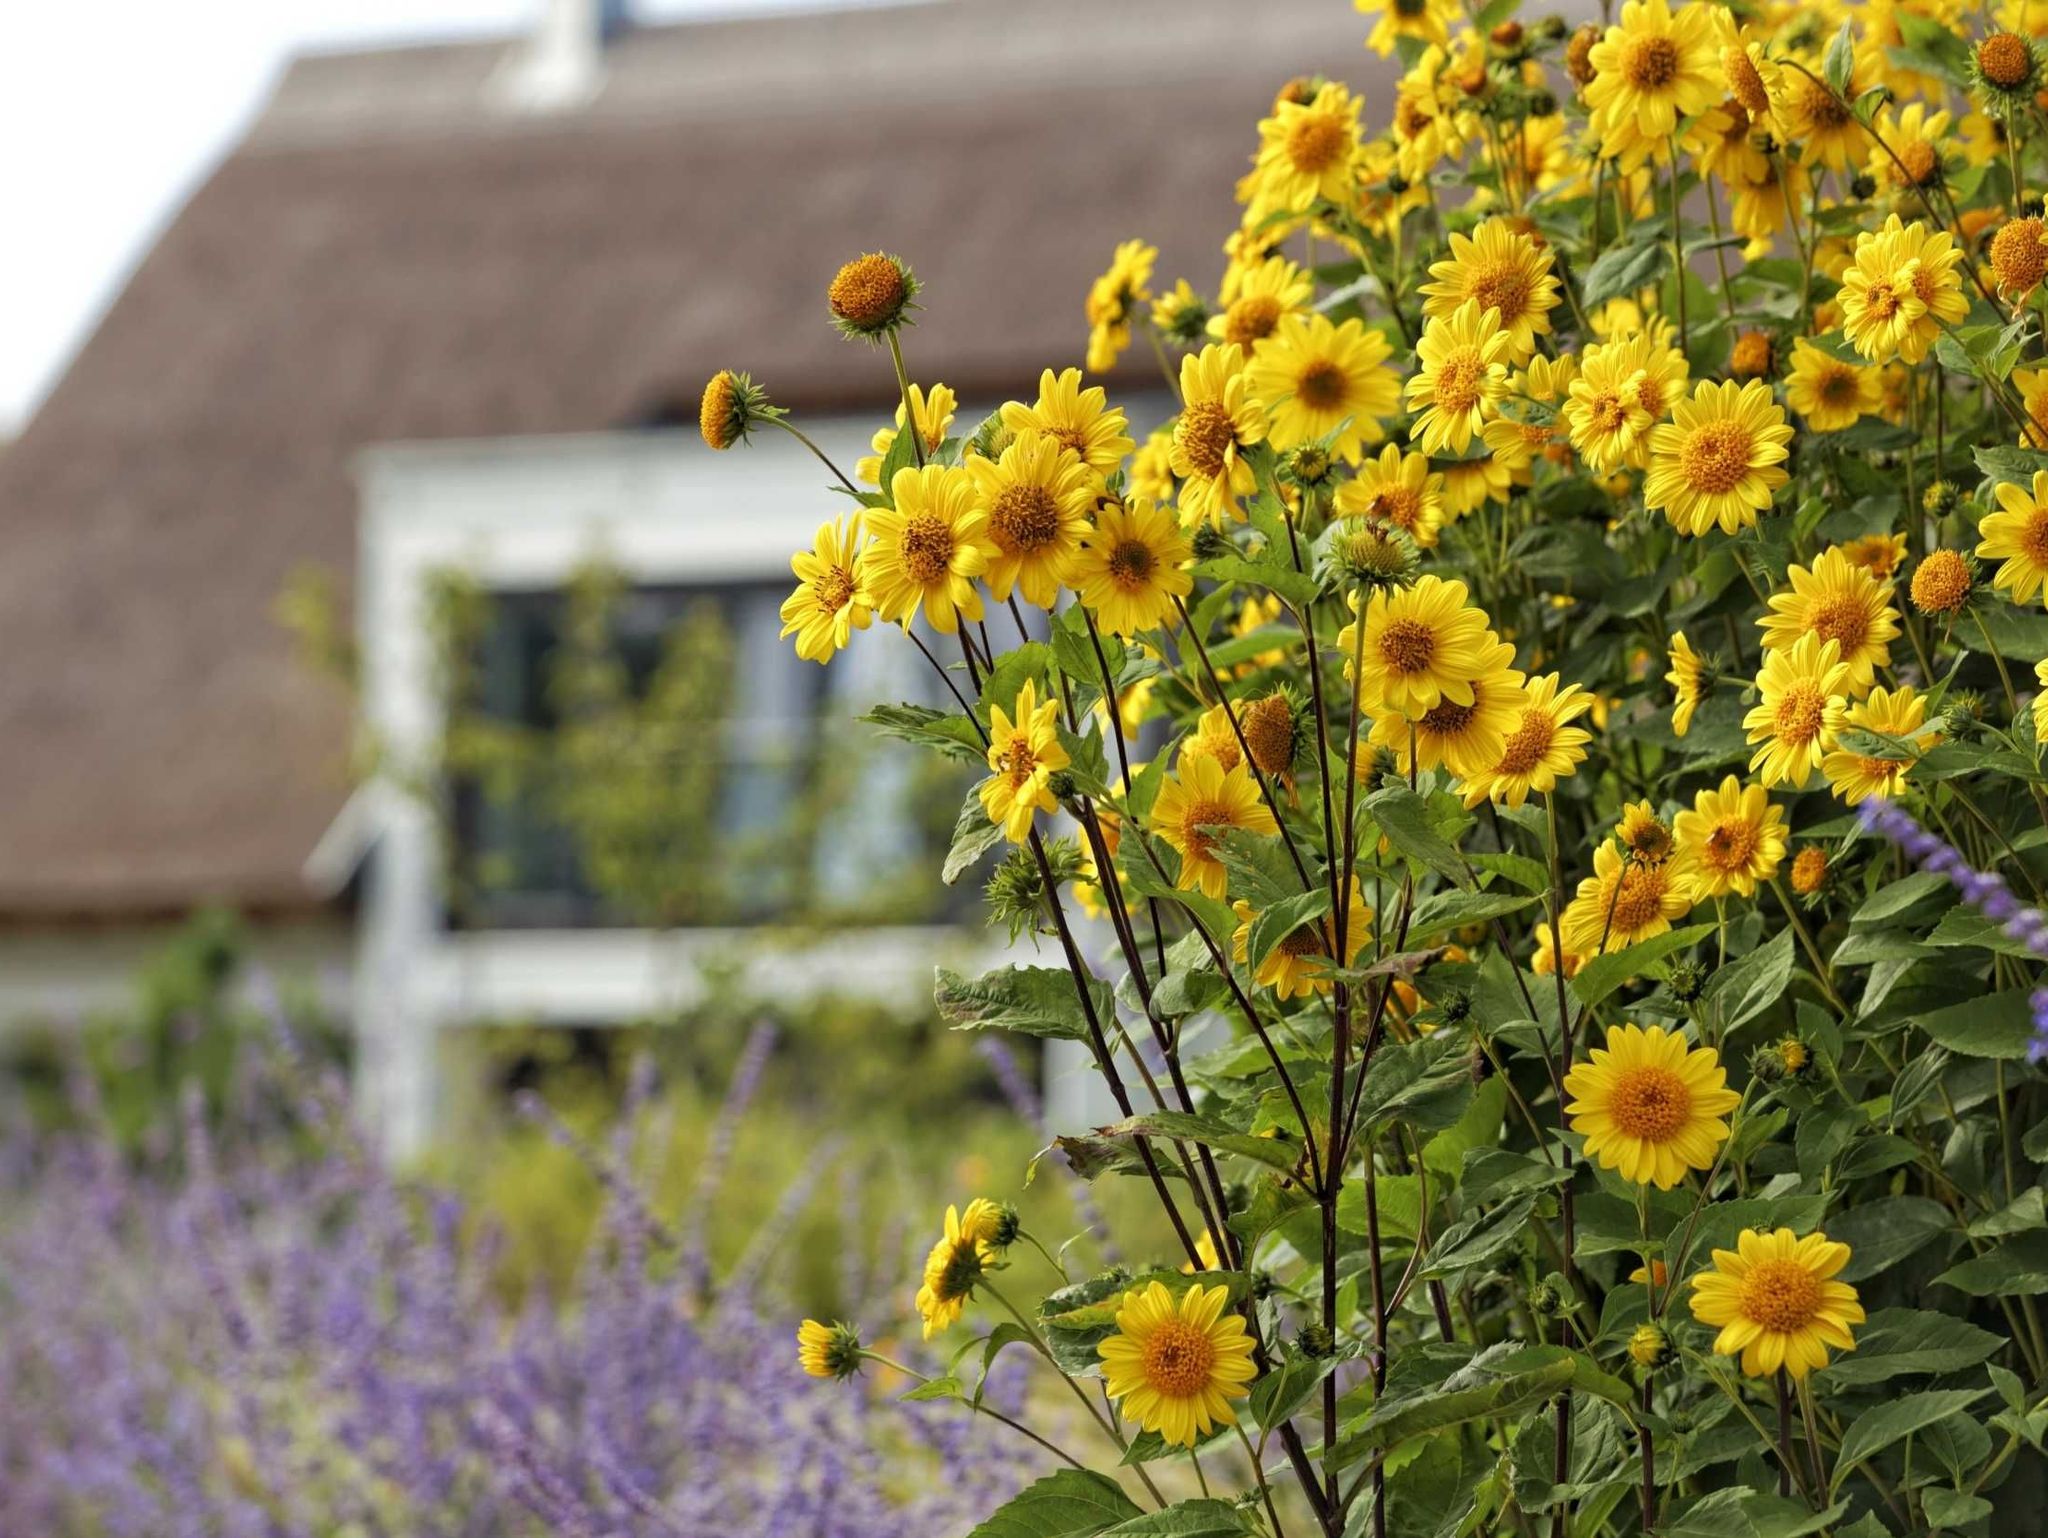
[493, 0, 627, 113]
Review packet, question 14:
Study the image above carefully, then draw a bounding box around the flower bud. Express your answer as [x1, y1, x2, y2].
[827, 252, 920, 341]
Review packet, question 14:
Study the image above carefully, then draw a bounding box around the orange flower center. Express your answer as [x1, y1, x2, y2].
[1366, 485, 1424, 530]
[828, 253, 907, 328]
[1297, 358, 1350, 411]
[1773, 682, 1827, 747]
[1241, 694, 1297, 775]
[1285, 110, 1352, 175]
[1898, 140, 1939, 187]
[1910, 550, 1973, 613]
[1179, 798, 1230, 859]
[1790, 847, 1829, 893]
[1610, 865, 1674, 935]
[1726, 49, 1769, 117]
[1815, 367, 1859, 406]
[998, 738, 1039, 784]
[1979, 31, 2034, 90]
[813, 565, 856, 614]
[1465, 258, 1533, 322]
[1178, 402, 1238, 479]
[1107, 538, 1157, 589]
[1495, 708, 1556, 776]
[1679, 419, 1757, 496]
[1621, 34, 1680, 89]
[1704, 818, 1760, 872]
[1046, 423, 1090, 457]
[1420, 697, 1478, 736]
[1585, 389, 1630, 434]
[2022, 508, 2048, 564]
[1430, 347, 1486, 413]
[1635, 375, 1668, 417]
[899, 514, 957, 584]
[1224, 294, 1285, 344]
[1738, 1258, 1824, 1332]
[1376, 617, 1438, 675]
[1808, 594, 1871, 653]
[990, 484, 1063, 554]
[1605, 1063, 1693, 1141]
[1140, 1318, 1219, 1397]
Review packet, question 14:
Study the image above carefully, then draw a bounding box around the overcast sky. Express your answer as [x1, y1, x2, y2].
[0, 0, 821, 430]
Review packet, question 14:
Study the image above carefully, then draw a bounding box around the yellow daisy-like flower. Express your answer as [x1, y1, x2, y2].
[866, 465, 993, 635]
[2034, 657, 2048, 740]
[1232, 877, 1373, 999]
[1977, 470, 2048, 607]
[1689, 1228, 1865, 1379]
[979, 678, 1069, 844]
[1988, 216, 2048, 301]
[1149, 279, 1208, 345]
[1367, 634, 1523, 782]
[1564, 1023, 1739, 1189]
[1779, 52, 1865, 173]
[1823, 684, 1938, 805]
[1562, 344, 1654, 473]
[1841, 530, 1910, 580]
[1405, 301, 1512, 457]
[999, 368, 1136, 486]
[1131, 427, 1177, 505]
[1721, 25, 1785, 135]
[1098, 1281, 1258, 1448]
[2012, 364, 2048, 448]
[1673, 775, 1786, 899]
[1393, 45, 1471, 181]
[1729, 156, 1811, 252]
[1743, 633, 1851, 789]
[1784, 341, 1880, 434]
[1181, 704, 1243, 775]
[1615, 801, 1676, 867]
[1644, 379, 1793, 537]
[779, 517, 874, 664]
[1440, 455, 1513, 518]
[1867, 103, 1952, 197]
[1339, 574, 1498, 719]
[1789, 844, 1830, 896]
[1206, 256, 1313, 350]
[1245, 81, 1363, 223]
[1333, 444, 1447, 548]
[855, 383, 956, 484]
[1756, 545, 1899, 697]
[1172, 343, 1269, 529]
[1562, 842, 1698, 957]
[1247, 313, 1399, 463]
[1838, 216, 1967, 365]
[1583, 0, 1723, 149]
[1149, 752, 1279, 900]
[965, 433, 1094, 608]
[1419, 218, 1563, 365]
[1665, 631, 1707, 737]
[1069, 497, 1192, 637]
[1461, 672, 1596, 810]
[1085, 239, 1157, 374]
[914, 1202, 996, 1338]
[1533, 921, 1588, 978]
[1356, 0, 1457, 56]
[797, 1319, 863, 1380]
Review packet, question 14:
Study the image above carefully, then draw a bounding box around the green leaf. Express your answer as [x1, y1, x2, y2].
[1331, 1354, 1577, 1463]
[1089, 1110, 1301, 1173]
[1700, 929, 1795, 1032]
[1818, 1309, 2004, 1386]
[1194, 553, 1319, 608]
[1831, 1390, 1985, 1492]
[1974, 443, 2048, 487]
[1936, 1230, 2048, 1295]
[1916, 989, 2041, 1058]
[1822, 19, 1855, 94]
[1823, 1196, 1953, 1282]
[980, 641, 1055, 718]
[1247, 885, 1333, 972]
[1582, 239, 1668, 309]
[901, 1374, 961, 1402]
[859, 701, 985, 764]
[1099, 1501, 1255, 1537]
[1923, 1488, 1994, 1531]
[936, 965, 1115, 1042]
[963, 1469, 1145, 1538]
[1368, 783, 1474, 888]
[1570, 923, 1717, 1008]
[1406, 888, 1539, 943]
[943, 786, 1005, 884]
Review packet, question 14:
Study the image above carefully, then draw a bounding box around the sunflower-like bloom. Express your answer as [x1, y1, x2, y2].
[1461, 672, 1596, 810]
[1583, 0, 1722, 158]
[1673, 775, 1786, 899]
[1689, 1228, 1865, 1379]
[1418, 218, 1563, 365]
[1533, 921, 1588, 979]
[1367, 634, 1523, 783]
[1084, 239, 1157, 374]
[1247, 313, 1399, 463]
[1721, 23, 1785, 136]
[1784, 341, 1880, 434]
[1823, 684, 1939, 805]
[1232, 876, 1372, 999]
[978, 678, 1069, 844]
[1789, 845, 1830, 896]
[1743, 633, 1851, 789]
[1172, 344, 1269, 528]
[1392, 45, 1471, 181]
[1334, 444, 1447, 548]
[866, 465, 993, 635]
[1440, 456, 1513, 518]
[1977, 470, 2048, 607]
[1778, 53, 1865, 173]
[1989, 216, 2048, 300]
[1339, 574, 1499, 720]
[1868, 103, 1952, 198]
[1910, 549, 1975, 614]
[1405, 301, 1512, 456]
[1180, 704, 1243, 775]
[1644, 379, 1794, 537]
[1069, 497, 1192, 637]
[2012, 364, 2048, 448]
[779, 517, 874, 664]
[1665, 631, 1707, 737]
[914, 1202, 999, 1338]
[1843, 531, 1911, 580]
[1756, 546, 1899, 697]
[855, 383, 956, 484]
[1562, 842, 1699, 957]
[964, 433, 1093, 607]
[1562, 345, 1655, 473]
[1244, 82, 1363, 224]
[1564, 1024, 1739, 1189]
[999, 368, 1135, 487]
[1614, 801, 1676, 867]
[2035, 657, 2048, 741]
[1098, 1282, 1258, 1447]
[1356, 0, 1458, 56]
[1150, 752, 1279, 900]
[797, 1319, 863, 1380]
[1838, 216, 1968, 365]
[1206, 256, 1313, 349]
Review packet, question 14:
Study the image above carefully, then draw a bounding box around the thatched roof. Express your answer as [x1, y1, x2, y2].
[0, 0, 1381, 919]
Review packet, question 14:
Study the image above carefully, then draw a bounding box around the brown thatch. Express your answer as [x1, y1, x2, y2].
[0, 0, 1386, 919]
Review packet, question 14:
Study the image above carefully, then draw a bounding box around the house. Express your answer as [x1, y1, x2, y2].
[0, 0, 1383, 1155]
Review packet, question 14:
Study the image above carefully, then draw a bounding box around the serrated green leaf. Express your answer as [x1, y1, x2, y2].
[963, 1469, 1145, 1538]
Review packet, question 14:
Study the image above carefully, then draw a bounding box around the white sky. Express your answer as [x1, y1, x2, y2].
[0, 0, 811, 430]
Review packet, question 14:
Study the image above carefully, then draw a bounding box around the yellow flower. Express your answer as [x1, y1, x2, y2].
[1098, 1281, 1258, 1447]
[979, 678, 1069, 844]
[1839, 216, 1967, 365]
[797, 1319, 863, 1380]
[1247, 313, 1400, 463]
[914, 1202, 995, 1338]
[1841, 530, 1910, 580]
[1131, 427, 1177, 505]
[1562, 343, 1655, 473]
[1069, 497, 1192, 637]
[1743, 633, 1851, 789]
[1583, 0, 1723, 155]
[1689, 1228, 1865, 1379]
[1232, 877, 1373, 999]
[1149, 752, 1279, 900]
[999, 368, 1136, 486]
[2034, 657, 2048, 740]
[1405, 301, 1512, 456]
[1615, 801, 1676, 867]
[1977, 470, 2048, 607]
[1461, 672, 1596, 810]
[1440, 455, 1513, 517]
[1356, 0, 1457, 56]
[1721, 25, 1785, 134]
[856, 383, 956, 484]
[2012, 364, 2048, 448]
[1181, 705, 1243, 775]
[964, 433, 1094, 608]
[1784, 341, 1880, 434]
[1367, 635, 1524, 784]
[1562, 841, 1698, 956]
[1206, 256, 1314, 350]
[1533, 922, 1588, 978]
[1779, 52, 1865, 173]
[1665, 631, 1707, 737]
[1673, 775, 1786, 899]
[828, 251, 918, 340]
[1644, 379, 1794, 537]
[1564, 1023, 1738, 1190]
[1868, 103, 1952, 197]
[1393, 45, 1471, 181]
[1339, 574, 1498, 720]
[779, 517, 874, 664]
[1910, 548, 1975, 614]
[1789, 845, 1830, 896]
[1334, 444, 1447, 548]
[1756, 545, 1900, 696]
[1729, 156, 1811, 251]
[1419, 218, 1562, 365]
[866, 466, 993, 635]
[1172, 343, 1269, 528]
[1823, 684, 1938, 805]
[1989, 216, 2048, 300]
[1085, 239, 1157, 374]
[1149, 279, 1209, 345]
